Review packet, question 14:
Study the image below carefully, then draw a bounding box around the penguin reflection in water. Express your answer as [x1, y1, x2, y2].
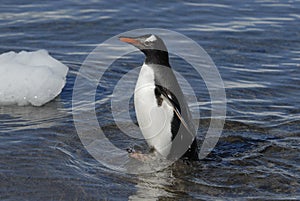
[119, 34, 199, 161]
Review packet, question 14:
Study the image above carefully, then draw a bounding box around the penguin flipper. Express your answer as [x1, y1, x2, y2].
[156, 85, 199, 160]
[155, 85, 194, 137]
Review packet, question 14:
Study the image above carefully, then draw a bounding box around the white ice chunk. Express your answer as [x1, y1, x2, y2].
[0, 49, 69, 106]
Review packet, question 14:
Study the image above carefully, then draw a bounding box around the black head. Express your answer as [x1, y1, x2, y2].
[119, 34, 170, 66]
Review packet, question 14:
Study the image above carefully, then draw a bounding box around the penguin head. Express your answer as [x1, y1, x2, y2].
[119, 34, 168, 59]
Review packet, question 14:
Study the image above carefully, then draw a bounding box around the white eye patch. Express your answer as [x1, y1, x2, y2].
[145, 34, 157, 42]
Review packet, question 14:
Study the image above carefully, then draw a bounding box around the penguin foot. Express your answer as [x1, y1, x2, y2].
[129, 152, 150, 161]
[126, 147, 154, 161]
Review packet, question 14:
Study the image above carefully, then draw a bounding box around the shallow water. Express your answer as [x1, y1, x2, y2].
[1, 0, 300, 200]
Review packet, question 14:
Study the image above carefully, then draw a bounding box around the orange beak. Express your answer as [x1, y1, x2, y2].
[119, 37, 141, 46]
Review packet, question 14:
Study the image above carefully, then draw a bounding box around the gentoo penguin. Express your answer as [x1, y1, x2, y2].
[119, 34, 199, 161]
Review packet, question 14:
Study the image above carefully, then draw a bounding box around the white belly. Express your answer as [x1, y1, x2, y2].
[134, 64, 173, 157]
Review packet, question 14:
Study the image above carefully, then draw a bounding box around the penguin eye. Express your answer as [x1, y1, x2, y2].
[144, 41, 151, 46]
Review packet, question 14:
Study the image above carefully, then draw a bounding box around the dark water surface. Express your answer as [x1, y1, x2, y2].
[1, 0, 299, 200]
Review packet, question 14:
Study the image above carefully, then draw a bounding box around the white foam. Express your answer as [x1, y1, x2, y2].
[0, 49, 68, 106]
